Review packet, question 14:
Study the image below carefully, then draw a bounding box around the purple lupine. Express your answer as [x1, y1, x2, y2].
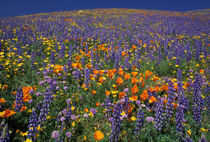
[27, 108, 38, 141]
[104, 96, 112, 118]
[177, 69, 182, 82]
[176, 105, 185, 140]
[199, 134, 208, 142]
[0, 121, 10, 142]
[206, 96, 210, 114]
[134, 108, 144, 140]
[193, 73, 204, 124]
[154, 101, 164, 131]
[50, 51, 55, 64]
[122, 95, 129, 114]
[114, 52, 120, 70]
[15, 88, 23, 112]
[164, 80, 176, 123]
[38, 89, 52, 124]
[184, 136, 193, 142]
[110, 102, 122, 142]
[84, 68, 91, 88]
[177, 70, 189, 112]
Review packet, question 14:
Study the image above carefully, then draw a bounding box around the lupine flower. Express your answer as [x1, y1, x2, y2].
[155, 101, 164, 131]
[176, 105, 185, 139]
[110, 102, 122, 142]
[193, 73, 204, 124]
[38, 89, 52, 124]
[165, 80, 176, 123]
[15, 88, 23, 112]
[27, 108, 38, 141]
[0, 120, 10, 142]
[134, 108, 144, 140]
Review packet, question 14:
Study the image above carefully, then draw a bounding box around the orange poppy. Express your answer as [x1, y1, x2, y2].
[119, 92, 125, 99]
[108, 70, 114, 79]
[53, 65, 63, 74]
[162, 84, 168, 91]
[118, 67, 124, 76]
[84, 108, 89, 113]
[183, 82, 190, 90]
[174, 83, 178, 91]
[124, 73, 131, 80]
[151, 74, 159, 81]
[145, 70, 153, 79]
[105, 91, 110, 96]
[141, 82, 145, 87]
[0, 109, 16, 118]
[131, 95, 138, 101]
[96, 102, 100, 107]
[131, 72, 138, 77]
[131, 77, 138, 84]
[111, 69, 117, 74]
[86, 64, 92, 69]
[93, 70, 98, 75]
[163, 99, 168, 104]
[116, 77, 124, 86]
[149, 96, 157, 103]
[132, 65, 136, 70]
[122, 51, 127, 57]
[92, 90, 96, 95]
[21, 106, 27, 112]
[140, 91, 149, 100]
[22, 86, 33, 102]
[98, 77, 105, 83]
[172, 102, 178, 108]
[138, 76, 143, 82]
[132, 45, 137, 50]
[94, 130, 104, 141]
[0, 98, 5, 103]
[99, 70, 104, 75]
[199, 69, 204, 74]
[131, 85, 139, 94]
[155, 86, 161, 92]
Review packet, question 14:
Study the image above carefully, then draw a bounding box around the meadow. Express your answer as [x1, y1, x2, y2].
[0, 8, 209, 142]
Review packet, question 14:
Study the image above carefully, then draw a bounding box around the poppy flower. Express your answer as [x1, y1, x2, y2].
[84, 108, 89, 113]
[105, 91, 110, 96]
[145, 70, 153, 79]
[121, 51, 127, 57]
[96, 102, 100, 107]
[140, 92, 149, 100]
[0, 109, 16, 118]
[119, 92, 125, 99]
[131, 72, 138, 77]
[199, 69, 204, 74]
[92, 90, 96, 95]
[118, 67, 124, 76]
[93, 70, 99, 75]
[53, 65, 63, 74]
[131, 77, 138, 84]
[149, 96, 157, 103]
[0, 98, 5, 103]
[131, 85, 139, 94]
[116, 77, 124, 85]
[94, 130, 104, 141]
[124, 73, 131, 80]
[131, 95, 138, 101]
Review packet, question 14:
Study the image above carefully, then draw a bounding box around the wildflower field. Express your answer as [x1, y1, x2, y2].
[0, 8, 209, 142]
